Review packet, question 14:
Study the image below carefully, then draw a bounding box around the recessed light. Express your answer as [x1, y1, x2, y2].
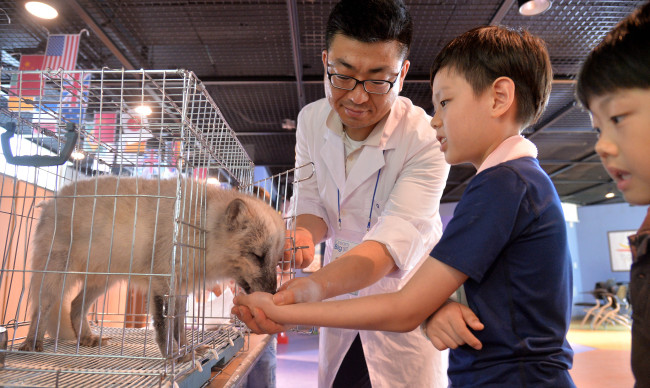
[605, 192, 616, 199]
[517, 0, 551, 16]
[25, 2, 59, 20]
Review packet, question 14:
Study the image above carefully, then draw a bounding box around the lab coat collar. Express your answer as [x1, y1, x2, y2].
[321, 103, 405, 199]
[320, 121, 386, 199]
[343, 146, 386, 198]
[320, 128, 346, 193]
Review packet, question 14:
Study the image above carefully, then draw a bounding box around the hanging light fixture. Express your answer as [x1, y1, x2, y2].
[517, 0, 552, 16]
[24, 1, 59, 19]
[135, 105, 152, 116]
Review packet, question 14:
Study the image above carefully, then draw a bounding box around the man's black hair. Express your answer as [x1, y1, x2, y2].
[325, 0, 413, 59]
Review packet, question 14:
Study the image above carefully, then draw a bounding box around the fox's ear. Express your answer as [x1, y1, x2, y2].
[224, 199, 249, 231]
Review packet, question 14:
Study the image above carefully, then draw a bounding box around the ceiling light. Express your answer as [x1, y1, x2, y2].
[517, 0, 551, 16]
[25, 1, 59, 20]
[71, 150, 85, 160]
[281, 118, 296, 131]
[605, 192, 616, 199]
[135, 105, 152, 116]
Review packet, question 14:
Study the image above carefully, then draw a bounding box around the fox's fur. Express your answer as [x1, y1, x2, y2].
[19, 176, 284, 361]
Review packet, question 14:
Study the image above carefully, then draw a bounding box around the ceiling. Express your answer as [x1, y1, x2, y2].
[0, 0, 644, 205]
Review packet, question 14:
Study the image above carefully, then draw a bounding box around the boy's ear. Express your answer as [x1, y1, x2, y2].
[490, 76, 516, 119]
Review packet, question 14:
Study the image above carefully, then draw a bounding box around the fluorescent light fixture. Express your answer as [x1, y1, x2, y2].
[518, 0, 551, 16]
[605, 192, 616, 199]
[25, 1, 59, 20]
[135, 105, 152, 116]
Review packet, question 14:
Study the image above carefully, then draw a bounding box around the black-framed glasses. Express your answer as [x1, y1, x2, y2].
[326, 66, 402, 95]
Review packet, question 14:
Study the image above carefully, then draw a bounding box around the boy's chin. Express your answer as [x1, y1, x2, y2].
[622, 191, 650, 206]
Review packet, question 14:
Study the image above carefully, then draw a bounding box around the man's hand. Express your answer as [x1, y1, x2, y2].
[232, 277, 324, 334]
[283, 227, 315, 269]
[423, 301, 484, 351]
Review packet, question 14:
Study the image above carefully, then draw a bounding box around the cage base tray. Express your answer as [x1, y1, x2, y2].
[0, 326, 244, 387]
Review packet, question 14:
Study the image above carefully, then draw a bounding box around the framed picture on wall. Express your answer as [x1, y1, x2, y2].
[607, 230, 636, 272]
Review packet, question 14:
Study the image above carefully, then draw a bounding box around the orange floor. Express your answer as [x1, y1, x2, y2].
[568, 327, 634, 388]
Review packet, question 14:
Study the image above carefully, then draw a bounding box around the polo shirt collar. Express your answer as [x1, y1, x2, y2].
[476, 135, 538, 174]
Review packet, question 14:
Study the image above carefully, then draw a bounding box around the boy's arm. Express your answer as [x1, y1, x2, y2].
[238, 256, 468, 332]
[253, 239, 398, 306]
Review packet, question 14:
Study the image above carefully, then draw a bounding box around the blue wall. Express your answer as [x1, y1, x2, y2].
[574, 202, 646, 304]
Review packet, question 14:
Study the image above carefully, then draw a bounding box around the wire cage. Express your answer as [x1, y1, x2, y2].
[0, 68, 307, 387]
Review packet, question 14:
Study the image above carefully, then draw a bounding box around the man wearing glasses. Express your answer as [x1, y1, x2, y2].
[234, 1, 451, 387]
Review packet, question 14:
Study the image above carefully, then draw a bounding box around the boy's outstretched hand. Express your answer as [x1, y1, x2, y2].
[232, 292, 285, 333]
[424, 301, 484, 351]
[232, 276, 325, 334]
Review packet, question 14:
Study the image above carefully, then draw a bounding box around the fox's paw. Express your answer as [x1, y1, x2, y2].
[195, 345, 210, 357]
[79, 335, 111, 347]
[19, 339, 43, 352]
[173, 345, 211, 363]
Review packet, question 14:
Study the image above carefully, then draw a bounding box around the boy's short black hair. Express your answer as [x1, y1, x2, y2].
[430, 26, 552, 128]
[576, 1, 650, 109]
[325, 0, 413, 59]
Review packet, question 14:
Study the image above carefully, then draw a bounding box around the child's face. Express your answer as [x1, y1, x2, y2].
[590, 88, 650, 205]
[430, 67, 493, 168]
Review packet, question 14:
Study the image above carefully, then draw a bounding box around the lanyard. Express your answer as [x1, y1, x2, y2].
[337, 167, 382, 232]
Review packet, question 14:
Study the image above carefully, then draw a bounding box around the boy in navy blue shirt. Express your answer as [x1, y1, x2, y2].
[576, 2, 650, 387]
[236, 25, 575, 387]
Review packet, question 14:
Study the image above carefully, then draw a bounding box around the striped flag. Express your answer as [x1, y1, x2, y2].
[43, 34, 80, 71]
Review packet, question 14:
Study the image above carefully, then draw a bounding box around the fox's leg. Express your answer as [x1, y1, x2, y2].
[19, 251, 67, 352]
[173, 295, 187, 349]
[153, 294, 176, 359]
[70, 281, 111, 347]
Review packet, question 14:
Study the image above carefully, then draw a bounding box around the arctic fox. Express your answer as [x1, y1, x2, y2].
[19, 176, 284, 361]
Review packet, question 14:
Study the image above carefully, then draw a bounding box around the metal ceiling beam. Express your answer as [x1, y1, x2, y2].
[548, 151, 597, 178]
[286, 0, 306, 108]
[562, 180, 615, 203]
[541, 160, 601, 165]
[527, 100, 578, 140]
[67, 0, 137, 70]
[490, 0, 517, 25]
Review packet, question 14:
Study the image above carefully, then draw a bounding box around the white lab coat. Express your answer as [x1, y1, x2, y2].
[293, 97, 450, 388]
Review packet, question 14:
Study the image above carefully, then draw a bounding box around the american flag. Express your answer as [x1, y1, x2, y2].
[43, 34, 80, 71]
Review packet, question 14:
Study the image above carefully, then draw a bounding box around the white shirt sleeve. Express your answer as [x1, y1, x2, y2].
[293, 105, 331, 235]
[364, 127, 449, 277]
